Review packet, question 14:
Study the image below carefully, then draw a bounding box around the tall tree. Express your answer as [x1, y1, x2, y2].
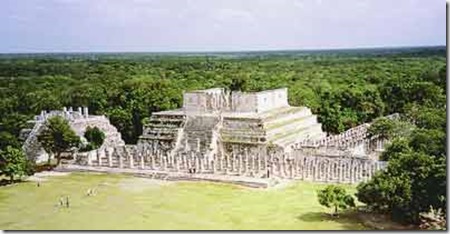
[0, 146, 30, 182]
[317, 185, 355, 217]
[37, 116, 80, 165]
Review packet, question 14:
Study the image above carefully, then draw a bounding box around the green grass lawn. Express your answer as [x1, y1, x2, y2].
[0, 172, 368, 230]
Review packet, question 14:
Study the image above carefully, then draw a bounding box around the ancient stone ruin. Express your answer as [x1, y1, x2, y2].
[138, 88, 326, 157]
[22, 88, 391, 185]
[20, 106, 124, 162]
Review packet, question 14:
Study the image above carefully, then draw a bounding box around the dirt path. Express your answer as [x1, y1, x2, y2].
[25, 171, 71, 182]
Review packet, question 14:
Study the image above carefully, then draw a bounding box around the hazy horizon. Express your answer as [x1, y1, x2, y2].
[1, 0, 445, 53]
[0, 45, 445, 55]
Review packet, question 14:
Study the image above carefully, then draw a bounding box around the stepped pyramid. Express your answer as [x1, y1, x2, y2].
[138, 87, 326, 156]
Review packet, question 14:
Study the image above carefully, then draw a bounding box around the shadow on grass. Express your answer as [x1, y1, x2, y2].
[297, 211, 367, 230]
[0, 179, 25, 187]
[298, 210, 416, 230]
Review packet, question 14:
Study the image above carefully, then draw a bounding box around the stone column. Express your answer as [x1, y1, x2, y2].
[214, 153, 223, 172]
[256, 152, 261, 175]
[237, 153, 243, 175]
[175, 155, 180, 171]
[316, 160, 321, 181]
[288, 160, 293, 179]
[270, 154, 275, 178]
[359, 162, 364, 182]
[299, 158, 305, 180]
[314, 159, 319, 181]
[129, 152, 134, 169]
[108, 148, 113, 167]
[261, 151, 267, 174]
[230, 154, 235, 173]
[118, 152, 123, 168]
[162, 154, 167, 171]
[211, 158, 216, 173]
[204, 156, 210, 171]
[198, 156, 203, 173]
[244, 151, 250, 175]
[149, 154, 154, 170]
[349, 160, 354, 184]
[87, 152, 92, 166]
[97, 149, 102, 167]
[140, 153, 145, 169]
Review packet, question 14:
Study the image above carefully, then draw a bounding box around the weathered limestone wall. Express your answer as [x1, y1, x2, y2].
[230, 88, 289, 113]
[183, 115, 220, 154]
[230, 92, 258, 113]
[72, 145, 387, 184]
[183, 88, 229, 112]
[255, 88, 289, 113]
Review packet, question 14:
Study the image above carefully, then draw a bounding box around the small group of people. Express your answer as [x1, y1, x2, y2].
[86, 188, 97, 196]
[188, 167, 197, 174]
[58, 196, 70, 208]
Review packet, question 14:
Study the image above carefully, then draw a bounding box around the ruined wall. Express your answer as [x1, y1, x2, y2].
[72, 145, 387, 184]
[230, 88, 289, 113]
[292, 115, 397, 160]
[183, 88, 229, 112]
[231, 92, 258, 113]
[22, 107, 124, 163]
[255, 88, 289, 113]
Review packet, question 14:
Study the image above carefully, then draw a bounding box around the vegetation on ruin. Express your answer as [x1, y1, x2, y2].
[37, 116, 81, 165]
[356, 69, 446, 226]
[82, 126, 106, 151]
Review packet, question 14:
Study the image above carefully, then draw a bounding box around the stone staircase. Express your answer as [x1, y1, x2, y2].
[138, 113, 186, 153]
[263, 107, 326, 149]
[22, 120, 47, 162]
[219, 106, 326, 150]
[182, 115, 220, 154]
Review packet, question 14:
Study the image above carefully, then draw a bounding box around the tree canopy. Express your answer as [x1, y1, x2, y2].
[37, 116, 80, 165]
[0, 146, 31, 182]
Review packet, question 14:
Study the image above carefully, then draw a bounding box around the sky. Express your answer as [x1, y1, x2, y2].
[0, 0, 445, 53]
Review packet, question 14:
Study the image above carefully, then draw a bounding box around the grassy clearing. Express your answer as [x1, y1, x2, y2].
[0, 172, 367, 230]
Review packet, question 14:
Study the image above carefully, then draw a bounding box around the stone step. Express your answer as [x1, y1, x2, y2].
[272, 124, 324, 147]
[145, 123, 180, 129]
[220, 129, 265, 137]
[266, 115, 319, 138]
[261, 106, 306, 122]
[263, 107, 312, 128]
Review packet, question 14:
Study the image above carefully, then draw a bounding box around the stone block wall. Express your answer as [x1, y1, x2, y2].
[255, 88, 289, 113]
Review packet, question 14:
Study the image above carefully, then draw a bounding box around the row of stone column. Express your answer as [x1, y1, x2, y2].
[81, 147, 386, 184]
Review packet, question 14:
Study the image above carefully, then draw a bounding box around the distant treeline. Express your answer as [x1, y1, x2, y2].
[0, 45, 445, 61]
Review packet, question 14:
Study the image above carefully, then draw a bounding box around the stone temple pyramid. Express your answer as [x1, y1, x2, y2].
[138, 87, 326, 156]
